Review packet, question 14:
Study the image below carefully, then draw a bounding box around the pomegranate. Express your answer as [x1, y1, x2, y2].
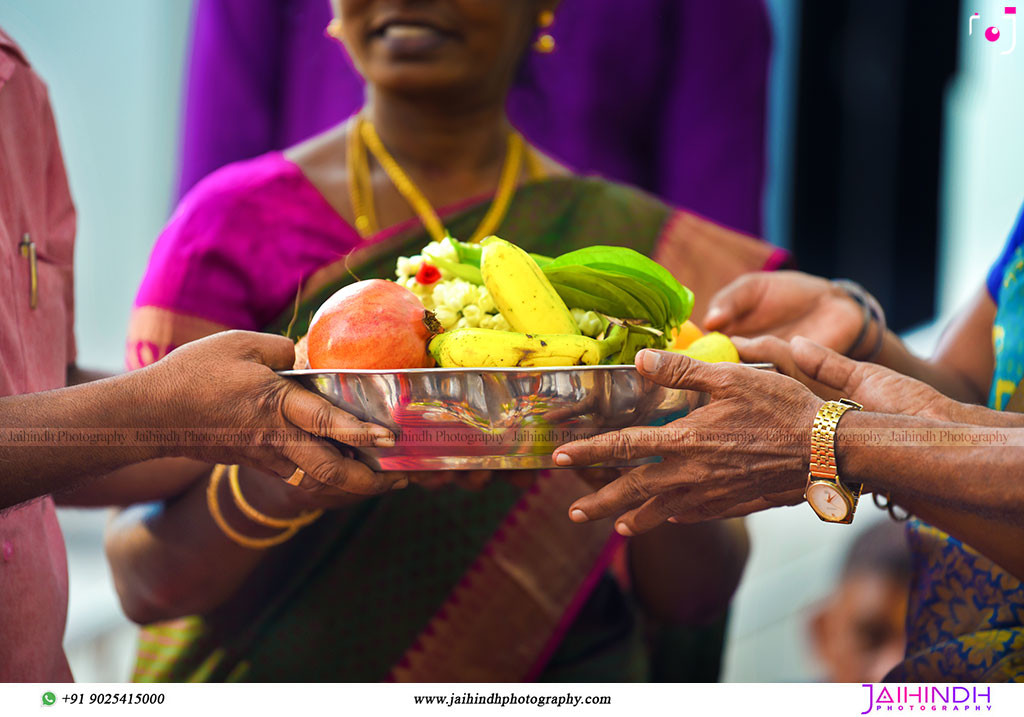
[307, 279, 441, 370]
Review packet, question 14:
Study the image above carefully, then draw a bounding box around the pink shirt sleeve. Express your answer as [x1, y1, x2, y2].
[42, 95, 77, 365]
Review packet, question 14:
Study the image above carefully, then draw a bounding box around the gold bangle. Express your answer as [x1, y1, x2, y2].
[226, 464, 323, 530]
[207, 465, 298, 550]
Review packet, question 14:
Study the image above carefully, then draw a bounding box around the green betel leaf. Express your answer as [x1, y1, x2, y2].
[601, 273, 670, 328]
[544, 246, 694, 326]
[545, 266, 650, 322]
[547, 282, 634, 319]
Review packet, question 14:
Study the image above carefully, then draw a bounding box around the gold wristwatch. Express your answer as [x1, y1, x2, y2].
[805, 398, 863, 523]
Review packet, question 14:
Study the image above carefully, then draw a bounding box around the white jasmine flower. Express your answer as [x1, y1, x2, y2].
[490, 313, 512, 332]
[422, 239, 458, 264]
[434, 307, 459, 330]
[477, 287, 496, 314]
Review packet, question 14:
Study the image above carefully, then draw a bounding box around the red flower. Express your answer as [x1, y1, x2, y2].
[416, 263, 442, 285]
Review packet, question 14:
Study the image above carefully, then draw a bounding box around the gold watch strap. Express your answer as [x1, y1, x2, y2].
[809, 398, 861, 479]
[808, 398, 863, 521]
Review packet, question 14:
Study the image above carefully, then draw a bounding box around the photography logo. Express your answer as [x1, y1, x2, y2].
[860, 684, 993, 714]
[970, 6, 1017, 54]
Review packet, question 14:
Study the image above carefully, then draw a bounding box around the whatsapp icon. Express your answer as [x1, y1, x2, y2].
[42, 691, 56, 706]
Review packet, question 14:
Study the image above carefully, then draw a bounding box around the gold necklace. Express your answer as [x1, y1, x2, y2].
[348, 115, 545, 243]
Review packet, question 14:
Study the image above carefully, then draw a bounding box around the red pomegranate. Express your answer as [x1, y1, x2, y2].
[307, 279, 441, 370]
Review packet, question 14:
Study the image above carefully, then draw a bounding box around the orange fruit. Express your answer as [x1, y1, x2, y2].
[669, 320, 704, 350]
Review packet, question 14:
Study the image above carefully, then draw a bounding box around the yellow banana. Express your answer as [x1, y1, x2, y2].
[480, 236, 580, 335]
[430, 328, 624, 368]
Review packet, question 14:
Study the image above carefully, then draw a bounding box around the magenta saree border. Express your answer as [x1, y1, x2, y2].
[385, 471, 616, 682]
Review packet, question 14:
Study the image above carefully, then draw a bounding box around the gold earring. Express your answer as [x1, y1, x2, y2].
[325, 18, 343, 40]
[534, 10, 555, 53]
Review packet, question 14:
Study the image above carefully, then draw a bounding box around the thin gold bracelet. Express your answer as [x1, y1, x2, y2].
[226, 464, 323, 530]
[207, 465, 298, 550]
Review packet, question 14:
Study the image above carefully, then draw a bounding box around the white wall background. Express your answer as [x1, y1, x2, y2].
[0, 0, 191, 372]
[0, 0, 1020, 683]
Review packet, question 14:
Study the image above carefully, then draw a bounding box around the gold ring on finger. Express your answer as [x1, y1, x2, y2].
[286, 468, 305, 486]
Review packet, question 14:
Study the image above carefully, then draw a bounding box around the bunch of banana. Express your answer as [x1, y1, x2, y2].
[479, 236, 580, 335]
[437, 237, 692, 336]
[430, 325, 627, 368]
[412, 235, 695, 367]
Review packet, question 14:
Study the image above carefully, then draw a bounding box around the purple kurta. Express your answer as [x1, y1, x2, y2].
[177, 0, 771, 236]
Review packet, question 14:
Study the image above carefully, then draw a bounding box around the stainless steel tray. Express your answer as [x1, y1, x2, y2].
[280, 364, 771, 470]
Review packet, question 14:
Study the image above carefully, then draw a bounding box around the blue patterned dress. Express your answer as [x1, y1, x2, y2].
[887, 204, 1024, 682]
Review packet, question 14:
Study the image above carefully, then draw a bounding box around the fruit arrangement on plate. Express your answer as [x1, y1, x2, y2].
[300, 235, 738, 371]
[282, 236, 744, 471]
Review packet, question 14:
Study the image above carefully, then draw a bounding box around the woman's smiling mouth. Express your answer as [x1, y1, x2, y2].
[371, 21, 452, 56]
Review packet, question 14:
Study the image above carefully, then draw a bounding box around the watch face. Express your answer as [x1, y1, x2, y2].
[806, 481, 851, 522]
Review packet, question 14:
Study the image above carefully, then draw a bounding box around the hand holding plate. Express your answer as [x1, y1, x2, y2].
[554, 349, 822, 535]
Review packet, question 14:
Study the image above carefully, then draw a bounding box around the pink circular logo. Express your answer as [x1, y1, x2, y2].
[985, 25, 1001, 41]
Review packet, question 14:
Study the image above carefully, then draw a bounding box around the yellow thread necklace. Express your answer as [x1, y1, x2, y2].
[347, 115, 544, 243]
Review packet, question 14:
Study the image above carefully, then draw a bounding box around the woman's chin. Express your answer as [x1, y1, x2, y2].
[367, 64, 482, 99]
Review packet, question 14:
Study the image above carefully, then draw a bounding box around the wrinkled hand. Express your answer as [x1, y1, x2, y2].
[705, 271, 864, 354]
[737, 335, 962, 422]
[149, 330, 403, 495]
[553, 350, 823, 534]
